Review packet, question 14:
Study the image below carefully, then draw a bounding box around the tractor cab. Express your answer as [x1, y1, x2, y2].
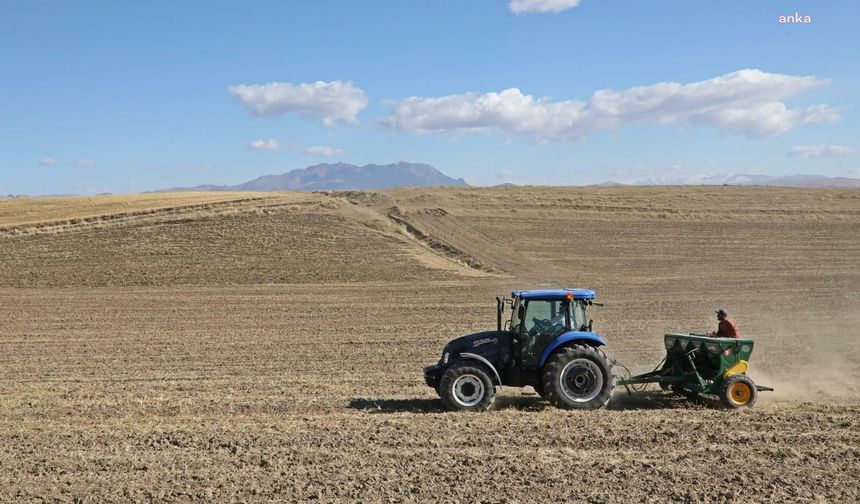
[503, 289, 600, 370]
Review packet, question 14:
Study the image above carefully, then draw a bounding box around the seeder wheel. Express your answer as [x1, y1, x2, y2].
[720, 375, 758, 409]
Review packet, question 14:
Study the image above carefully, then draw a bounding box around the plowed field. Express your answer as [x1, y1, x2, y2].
[1, 186, 858, 502]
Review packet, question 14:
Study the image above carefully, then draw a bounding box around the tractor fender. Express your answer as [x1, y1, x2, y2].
[538, 331, 607, 368]
[458, 352, 502, 386]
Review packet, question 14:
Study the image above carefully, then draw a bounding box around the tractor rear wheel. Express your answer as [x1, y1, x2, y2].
[720, 375, 758, 409]
[439, 362, 496, 412]
[542, 345, 615, 410]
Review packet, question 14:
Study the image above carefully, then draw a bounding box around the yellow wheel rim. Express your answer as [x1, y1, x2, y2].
[729, 382, 752, 406]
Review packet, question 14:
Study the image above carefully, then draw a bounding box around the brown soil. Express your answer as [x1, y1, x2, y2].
[1, 186, 858, 502]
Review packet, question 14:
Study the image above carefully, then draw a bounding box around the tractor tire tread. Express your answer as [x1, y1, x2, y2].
[541, 344, 615, 410]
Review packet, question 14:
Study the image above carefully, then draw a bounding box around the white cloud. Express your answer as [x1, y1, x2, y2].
[248, 139, 280, 150]
[509, 0, 582, 14]
[77, 159, 96, 166]
[39, 157, 56, 166]
[303, 146, 344, 157]
[229, 80, 367, 126]
[380, 69, 838, 142]
[787, 144, 855, 158]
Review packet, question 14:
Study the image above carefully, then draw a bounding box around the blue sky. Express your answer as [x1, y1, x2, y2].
[1, 0, 858, 194]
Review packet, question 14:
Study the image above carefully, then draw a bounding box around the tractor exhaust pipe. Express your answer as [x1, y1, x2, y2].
[496, 297, 504, 332]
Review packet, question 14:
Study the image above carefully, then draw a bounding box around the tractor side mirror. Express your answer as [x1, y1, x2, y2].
[587, 319, 593, 332]
[517, 305, 525, 320]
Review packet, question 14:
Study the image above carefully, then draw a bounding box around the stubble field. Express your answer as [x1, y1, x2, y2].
[1, 186, 858, 502]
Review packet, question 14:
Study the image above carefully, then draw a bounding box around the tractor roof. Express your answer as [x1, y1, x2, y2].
[513, 289, 596, 301]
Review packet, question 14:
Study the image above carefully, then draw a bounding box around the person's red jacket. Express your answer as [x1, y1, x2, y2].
[717, 319, 740, 338]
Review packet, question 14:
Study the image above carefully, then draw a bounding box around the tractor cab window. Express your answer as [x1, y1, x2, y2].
[519, 299, 569, 369]
[510, 298, 522, 333]
[572, 301, 587, 331]
[523, 300, 568, 337]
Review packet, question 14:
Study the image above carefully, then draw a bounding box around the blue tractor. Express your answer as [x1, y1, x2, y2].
[424, 289, 615, 411]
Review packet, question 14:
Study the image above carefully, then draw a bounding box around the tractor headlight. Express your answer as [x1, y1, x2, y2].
[442, 352, 450, 364]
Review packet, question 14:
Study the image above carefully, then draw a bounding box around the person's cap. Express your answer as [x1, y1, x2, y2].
[715, 308, 728, 316]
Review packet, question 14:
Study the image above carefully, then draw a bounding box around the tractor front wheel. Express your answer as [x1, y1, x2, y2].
[542, 345, 615, 410]
[438, 363, 496, 412]
[720, 375, 758, 409]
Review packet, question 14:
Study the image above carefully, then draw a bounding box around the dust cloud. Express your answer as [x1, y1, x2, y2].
[747, 310, 860, 403]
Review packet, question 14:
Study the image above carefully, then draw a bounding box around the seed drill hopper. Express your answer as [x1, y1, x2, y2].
[618, 333, 772, 408]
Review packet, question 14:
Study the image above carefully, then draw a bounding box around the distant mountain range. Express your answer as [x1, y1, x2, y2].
[630, 173, 860, 188]
[152, 164, 860, 194]
[157, 162, 467, 192]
